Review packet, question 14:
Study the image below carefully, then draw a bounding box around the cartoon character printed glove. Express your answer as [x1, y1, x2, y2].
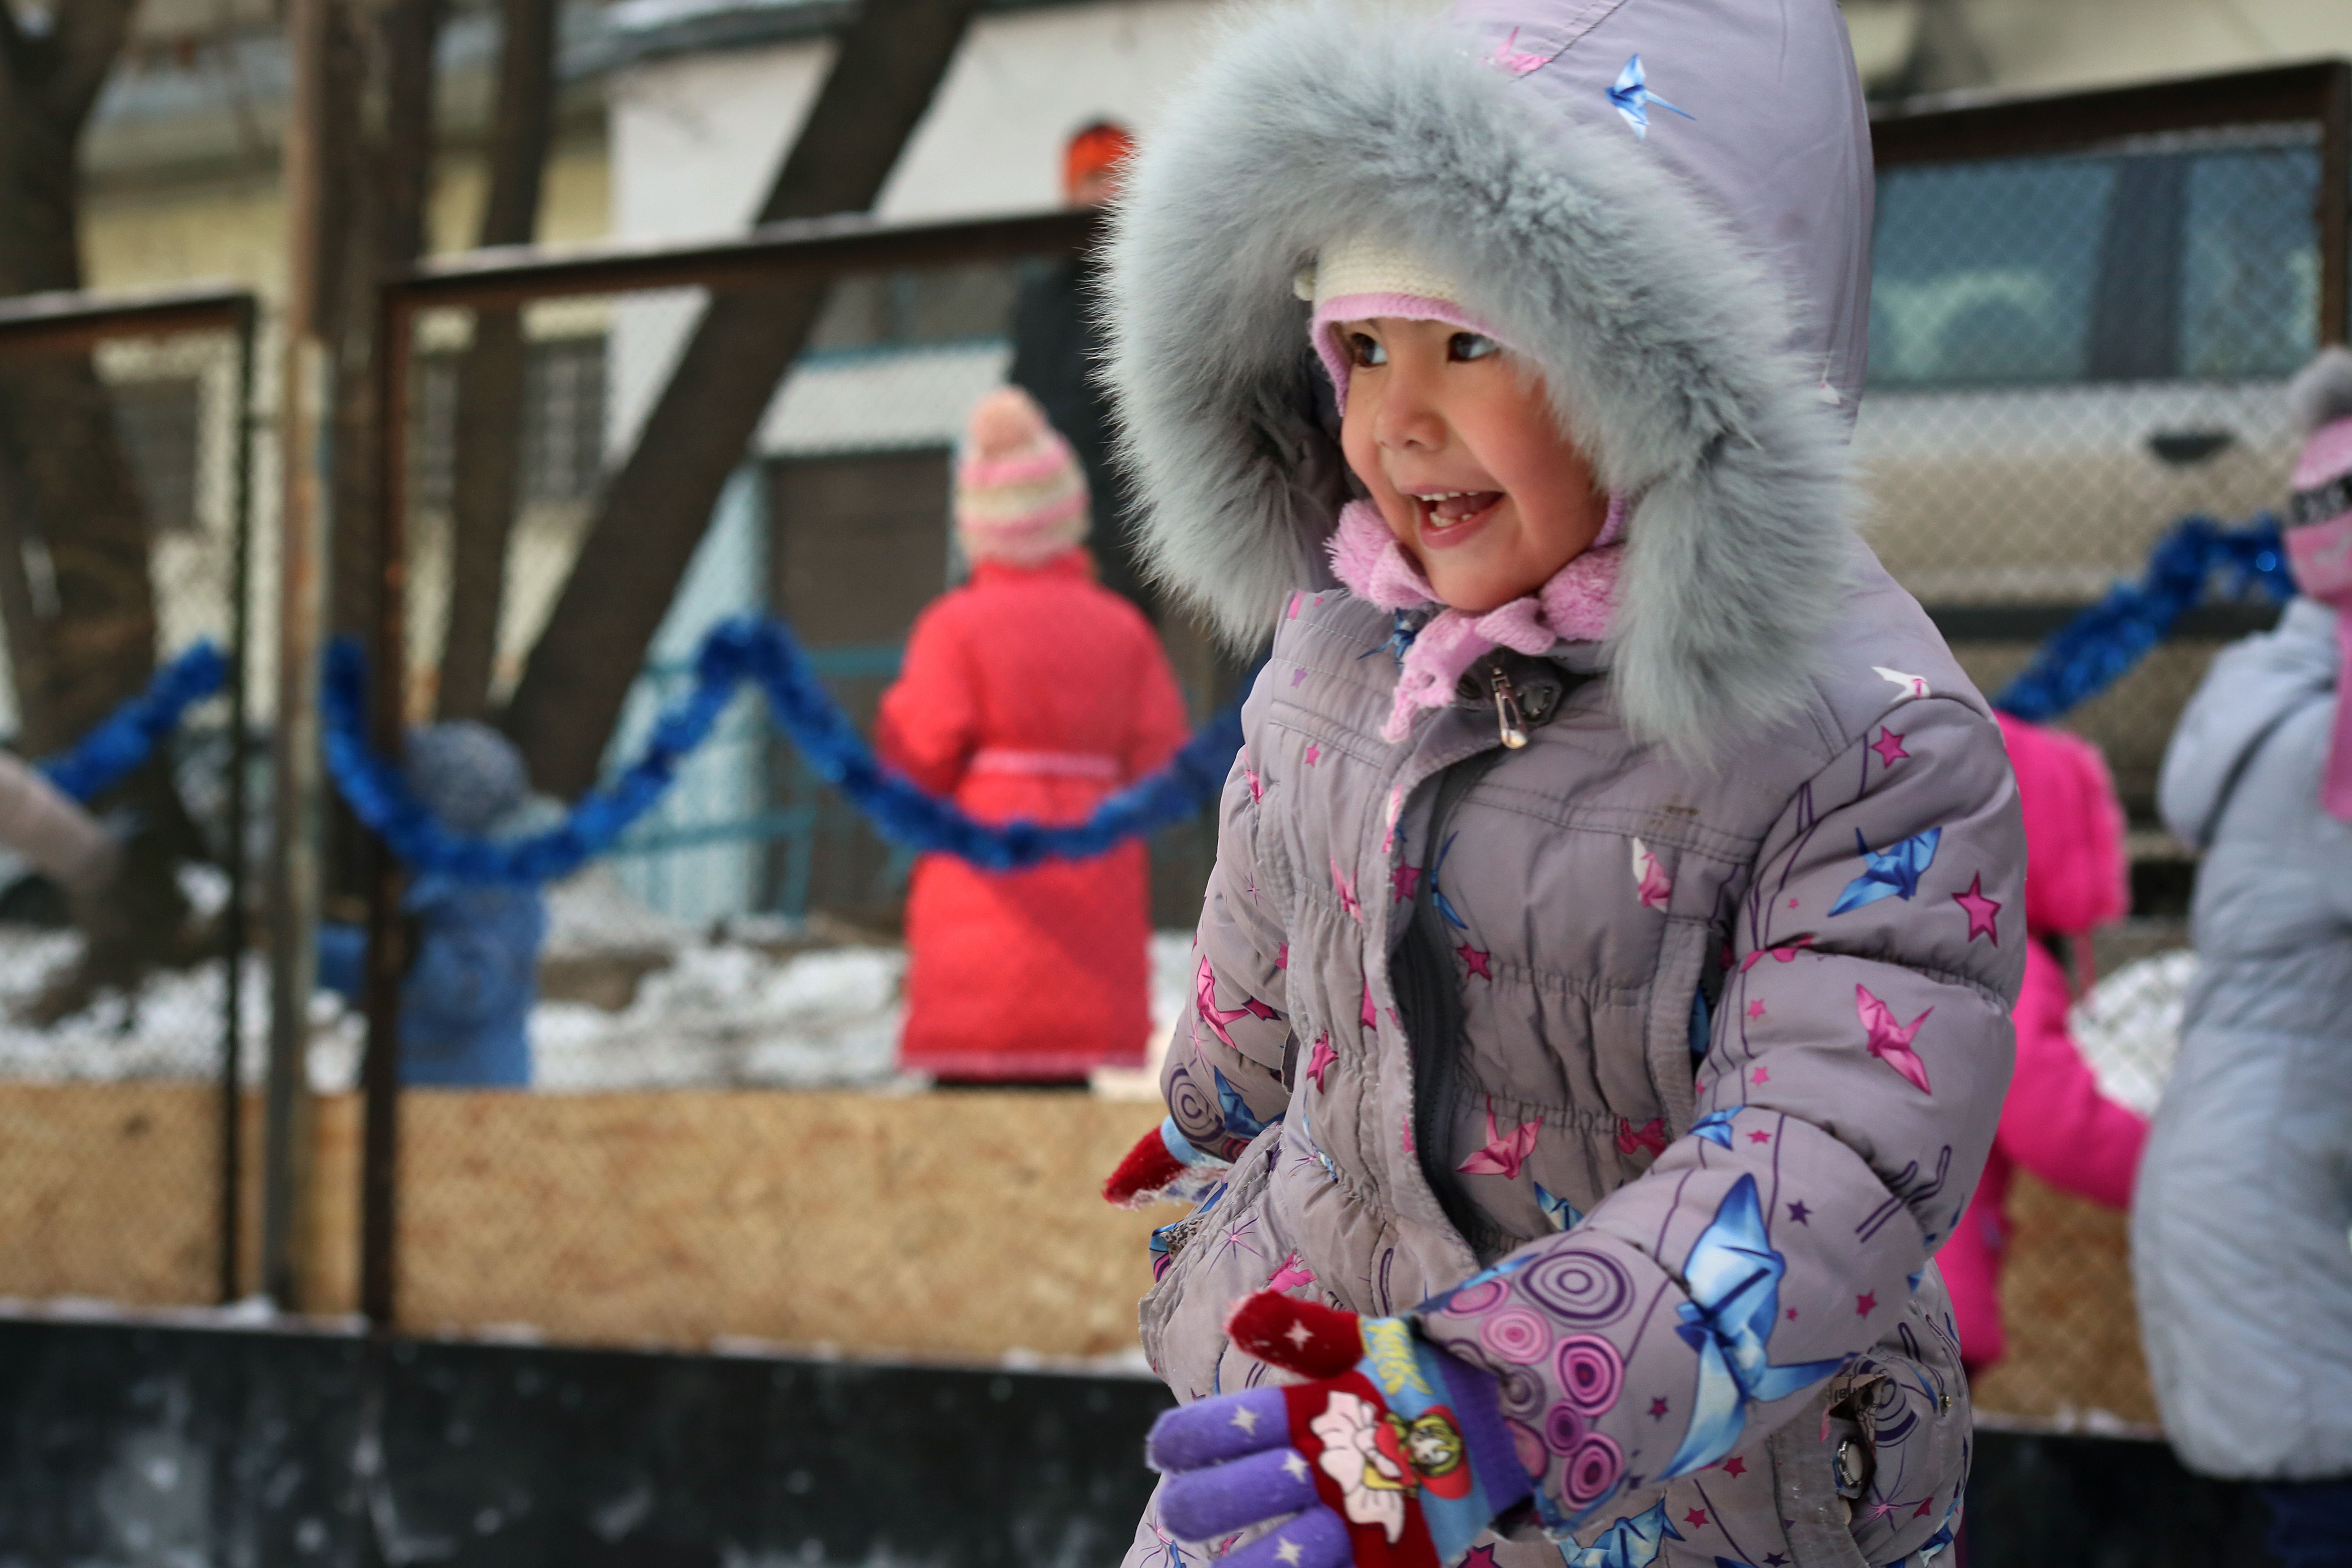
[1146, 1292, 1532, 1568]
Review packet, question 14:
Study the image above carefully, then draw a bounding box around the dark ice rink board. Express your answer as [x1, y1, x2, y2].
[0, 1317, 2275, 1565]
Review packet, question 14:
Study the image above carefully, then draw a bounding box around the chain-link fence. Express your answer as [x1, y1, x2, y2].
[337, 69, 2350, 1419]
[1866, 65, 2350, 1429]
[0, 288, 258, 1314]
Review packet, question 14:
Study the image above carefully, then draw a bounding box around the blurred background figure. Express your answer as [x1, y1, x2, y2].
[1007, 121, 1150, 617]
[2140, 348, 2352, 1568]
[319, 722, 549, 1087]
[877, 386, 1186, 1083]
[1941, 713, 2148, 1378]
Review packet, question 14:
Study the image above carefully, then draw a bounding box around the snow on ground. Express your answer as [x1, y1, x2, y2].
[0, 865, 1201, 1093]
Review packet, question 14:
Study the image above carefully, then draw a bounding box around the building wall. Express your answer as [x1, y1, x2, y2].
[609, 0, 1223, 241]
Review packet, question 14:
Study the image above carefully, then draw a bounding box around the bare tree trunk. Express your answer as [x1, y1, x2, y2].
[435, 0, 558, 723]
[504, 0, 987, 796]
[0, 0, 211, 1014]
[319, 0, 442, 899]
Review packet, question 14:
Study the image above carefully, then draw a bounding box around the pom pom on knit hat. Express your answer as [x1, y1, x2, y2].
[954, 386, 1089, 567]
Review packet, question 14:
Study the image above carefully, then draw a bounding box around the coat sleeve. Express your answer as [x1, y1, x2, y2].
[1413, 694, 2023, 1532]
[873, 602, 980, 798]
[1161, 670, 1293, 1161]
[1998, 939, 2146, 1209]
[0, 751, 115, 893]
[1121, 624, 1193, 784]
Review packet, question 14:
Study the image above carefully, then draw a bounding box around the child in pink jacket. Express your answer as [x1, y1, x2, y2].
[1941, 713, 2150, 1375]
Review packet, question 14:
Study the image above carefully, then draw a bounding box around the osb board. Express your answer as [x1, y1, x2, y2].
[1969, 1171, 2158, 1429]
[385, 1091, 1168, 1359]
[0, 1083, 220, 1305]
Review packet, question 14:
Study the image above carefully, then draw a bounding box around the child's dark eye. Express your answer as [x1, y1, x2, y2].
[1348, 333, 1388, 369]
[1449, 332, 1499, 363]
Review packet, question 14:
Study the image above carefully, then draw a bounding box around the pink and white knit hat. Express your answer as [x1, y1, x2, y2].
[1294, 233, 1509, 411]
[954, 386, 1089, 566]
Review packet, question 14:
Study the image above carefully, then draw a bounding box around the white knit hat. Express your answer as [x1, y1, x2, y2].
[1293, 234, 1508, 410]
[953, 386, 1090, 567]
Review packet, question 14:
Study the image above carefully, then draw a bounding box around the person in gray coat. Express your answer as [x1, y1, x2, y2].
[1095, 1, 2024, 1562]
[2143, 348, 2352, 1567]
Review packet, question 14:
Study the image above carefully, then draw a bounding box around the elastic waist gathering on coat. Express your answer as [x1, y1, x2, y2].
[968, 748, 1121, 781]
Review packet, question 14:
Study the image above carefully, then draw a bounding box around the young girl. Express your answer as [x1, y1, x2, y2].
[1095, 3, 2025, 1565]
[877, 386, 1188, 1080]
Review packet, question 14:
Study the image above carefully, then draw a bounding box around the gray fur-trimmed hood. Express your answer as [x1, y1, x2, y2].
[1102, 0, 1876, 756]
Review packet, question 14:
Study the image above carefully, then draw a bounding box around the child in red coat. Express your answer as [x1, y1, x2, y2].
[1940, 713, 2152, 1375]
[877, 387, 1190, 1082]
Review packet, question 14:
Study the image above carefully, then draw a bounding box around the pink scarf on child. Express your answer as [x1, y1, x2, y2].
[1325, 494, 1627, 743]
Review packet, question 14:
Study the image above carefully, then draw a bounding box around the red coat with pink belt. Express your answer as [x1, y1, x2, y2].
[876, 551, 1191, 1080]
[1941, 714, 2151, 1371]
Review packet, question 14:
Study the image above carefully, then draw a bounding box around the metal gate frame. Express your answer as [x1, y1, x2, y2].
[363, 207, 1099, 1326]
[0, 281, 260, 1303]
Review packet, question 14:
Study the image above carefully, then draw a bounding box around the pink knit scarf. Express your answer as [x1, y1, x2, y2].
[1325, 495, 1626, 742]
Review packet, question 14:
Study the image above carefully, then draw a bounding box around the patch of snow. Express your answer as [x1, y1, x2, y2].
[0, 889, 1198, 1096]
[2069, 949, 2195, 1119]
[534, 943, 909, 1091]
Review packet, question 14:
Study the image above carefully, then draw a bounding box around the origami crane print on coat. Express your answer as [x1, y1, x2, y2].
[1662, 1174, 1848, 1478]
[1828, 827, 1941, 917]
[1559, 1499, 1683, 1568]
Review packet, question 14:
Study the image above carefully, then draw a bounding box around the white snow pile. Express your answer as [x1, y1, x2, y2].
[2069, 948, 2196, 1119]
[0, 864, 1201, 1094]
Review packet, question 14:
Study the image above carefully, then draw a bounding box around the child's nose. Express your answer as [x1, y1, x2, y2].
[1372, 377, 1447, 451]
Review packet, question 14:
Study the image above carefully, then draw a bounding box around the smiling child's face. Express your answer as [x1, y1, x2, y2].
[1336, 317, 1609, 615]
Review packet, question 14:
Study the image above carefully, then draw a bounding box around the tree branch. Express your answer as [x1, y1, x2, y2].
[44, 0, 138, 134]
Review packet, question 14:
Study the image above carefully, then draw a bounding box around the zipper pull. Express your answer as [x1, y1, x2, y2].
[1491, 666, 1529, 750]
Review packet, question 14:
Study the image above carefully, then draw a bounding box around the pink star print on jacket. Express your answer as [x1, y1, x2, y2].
[1856, 983, 1933, 1093]
[1196, 954, 1279, 1051]
[1456, 1100, 1541, 1177]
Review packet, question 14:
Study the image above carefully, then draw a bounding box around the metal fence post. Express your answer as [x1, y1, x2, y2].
[359, 284, 412, 1329]
[261, 0, 333, 1310]
[2321, 61, 2350, 347]
[218, 297, 258, 1304]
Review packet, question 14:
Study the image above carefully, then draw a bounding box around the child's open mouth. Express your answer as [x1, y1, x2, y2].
[1413, 489, 1505, 548]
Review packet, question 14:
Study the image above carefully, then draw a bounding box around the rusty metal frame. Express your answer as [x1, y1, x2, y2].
[359, 205, 1096, 1327]
[0, 282, 261, 1304]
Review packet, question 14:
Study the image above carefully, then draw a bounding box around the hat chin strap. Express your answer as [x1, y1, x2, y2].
[2286, 513, 2352, 822]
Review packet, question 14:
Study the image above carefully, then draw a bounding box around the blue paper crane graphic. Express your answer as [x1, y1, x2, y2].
[1607, 55, 1694, 140]
[1558, 1500, 1683, 1568]
[1662, 1174, 1848, 1478]
[1827, 827, 1941, 916]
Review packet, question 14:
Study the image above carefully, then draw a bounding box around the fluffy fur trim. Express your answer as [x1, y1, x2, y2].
[1102, 4, 1859, 758]
[2290, 346, 2352, 438]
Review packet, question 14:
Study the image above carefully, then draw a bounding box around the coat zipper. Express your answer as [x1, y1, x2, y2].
[1490, 666, 1530, 749]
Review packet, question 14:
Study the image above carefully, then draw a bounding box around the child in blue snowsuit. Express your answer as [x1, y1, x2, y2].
[319, 722, 546, 1087]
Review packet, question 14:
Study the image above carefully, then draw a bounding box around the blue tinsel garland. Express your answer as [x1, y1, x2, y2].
[1991, 515, 2294, 723]
[322, 616, 1245, 885]
[305, 510, 2314, 883]
[38, 640, 228, 803]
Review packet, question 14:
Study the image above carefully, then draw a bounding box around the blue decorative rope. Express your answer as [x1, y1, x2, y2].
[322, 616, 1244, 885]
[311, 510, 2300, 884]
[1992, 515, 2294, 723]
[38, 640, 228, 802]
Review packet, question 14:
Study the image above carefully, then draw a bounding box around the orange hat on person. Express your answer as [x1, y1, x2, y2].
[954, 387, 1090, 567]
[1063, 121, 1135, 203]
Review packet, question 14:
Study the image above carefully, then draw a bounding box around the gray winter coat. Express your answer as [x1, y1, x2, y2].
[1104, 3, 2024, 1565]
[2141, 597, 2352, 1481]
